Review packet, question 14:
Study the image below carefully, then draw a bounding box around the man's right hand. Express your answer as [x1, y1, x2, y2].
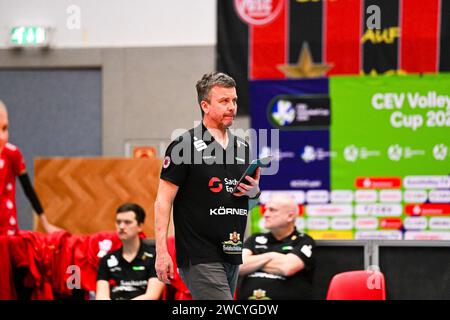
[155, 250, 174, 285]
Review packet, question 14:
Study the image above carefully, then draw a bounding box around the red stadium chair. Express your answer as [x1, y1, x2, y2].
[162, 236, 192, 300]
[326, 270, 386, 300]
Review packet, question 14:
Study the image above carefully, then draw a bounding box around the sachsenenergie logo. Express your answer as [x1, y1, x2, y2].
[208, 177, 223, 193]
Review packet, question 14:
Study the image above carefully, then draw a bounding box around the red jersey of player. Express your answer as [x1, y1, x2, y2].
[0, 143, 26, 235]
[0, 100, 62, 235]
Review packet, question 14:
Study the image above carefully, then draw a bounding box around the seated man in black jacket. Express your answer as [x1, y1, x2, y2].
[237, 194, 315, 300]
[96, 203, 165, 300]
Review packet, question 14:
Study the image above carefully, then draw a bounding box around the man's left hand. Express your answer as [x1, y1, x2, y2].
[233, 167, 261, 198]
[39, 214, 64, 233]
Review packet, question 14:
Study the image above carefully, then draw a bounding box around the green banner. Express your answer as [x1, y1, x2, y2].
[249, 74, 450, 240]
[329, 74, 450, 240]
[331, 74, 450, 186]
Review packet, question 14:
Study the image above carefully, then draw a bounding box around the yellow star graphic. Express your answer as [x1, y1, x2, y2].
[277, 43, 333, 78]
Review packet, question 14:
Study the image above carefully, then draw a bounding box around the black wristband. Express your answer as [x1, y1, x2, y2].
[249, 190, 261, 199]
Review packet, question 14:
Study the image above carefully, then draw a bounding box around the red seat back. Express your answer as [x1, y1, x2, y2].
[162, 236, 192, 300]
[326, 270, 386, 300]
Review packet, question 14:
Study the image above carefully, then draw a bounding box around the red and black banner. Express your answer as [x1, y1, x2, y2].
[217, 0, 450, 115]
[217, 0, 249, 114]
[288, 0, 323, 64]
[362, 0, 400, 74]
[399, 0, 440, 73]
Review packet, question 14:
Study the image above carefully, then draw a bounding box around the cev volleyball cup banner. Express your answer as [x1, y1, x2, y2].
[250, 74, 450, 240]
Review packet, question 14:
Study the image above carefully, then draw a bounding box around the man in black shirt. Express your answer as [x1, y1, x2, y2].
[154, 72, 261, 300]
[237, 194, 315, 300]
[96, 203, 165, 300]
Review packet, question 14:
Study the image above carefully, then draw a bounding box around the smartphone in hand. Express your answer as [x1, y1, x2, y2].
[232, 156, 272, 193]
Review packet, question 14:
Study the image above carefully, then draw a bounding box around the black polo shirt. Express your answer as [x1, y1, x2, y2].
[97, 240, 157, 300]
[160, 123, 251, 267]
[237, 229, 315, 300]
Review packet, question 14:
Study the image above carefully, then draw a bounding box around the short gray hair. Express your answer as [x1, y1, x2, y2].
[196, 72, 236, 115]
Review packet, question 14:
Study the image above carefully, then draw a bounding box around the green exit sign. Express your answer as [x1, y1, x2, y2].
[10, 26, 50, 47]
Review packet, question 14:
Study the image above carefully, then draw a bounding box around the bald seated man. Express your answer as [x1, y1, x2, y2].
[237, 194, 316, 300]
[0, 100, 62, 235]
